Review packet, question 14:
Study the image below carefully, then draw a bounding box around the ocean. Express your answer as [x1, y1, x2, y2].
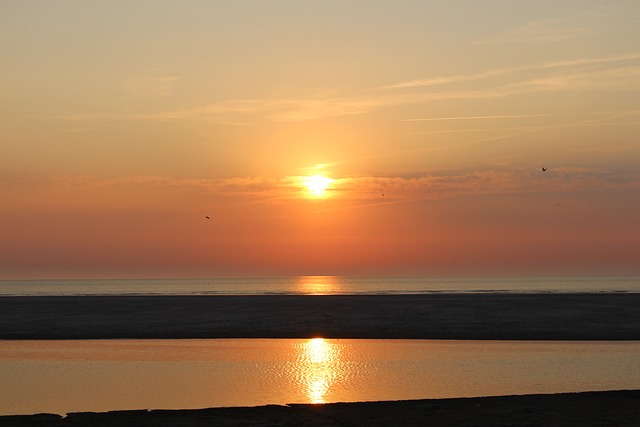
[0, 275, 638, 296]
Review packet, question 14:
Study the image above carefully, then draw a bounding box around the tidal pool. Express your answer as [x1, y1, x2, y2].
[1, 339, 639, 415]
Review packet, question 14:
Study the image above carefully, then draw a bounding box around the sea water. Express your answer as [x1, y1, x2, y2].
[1, 276, 639, 296]
[1, 339, 639, 416]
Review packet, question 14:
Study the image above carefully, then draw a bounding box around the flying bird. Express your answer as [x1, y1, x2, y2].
[541, 167, 547, 172]
[205, 216, 210, 220]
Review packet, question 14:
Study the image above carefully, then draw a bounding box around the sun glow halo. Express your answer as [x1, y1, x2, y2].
[302, 175, 333, 198]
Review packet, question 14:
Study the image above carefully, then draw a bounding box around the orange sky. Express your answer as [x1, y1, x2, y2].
[1, 1, 639, 278]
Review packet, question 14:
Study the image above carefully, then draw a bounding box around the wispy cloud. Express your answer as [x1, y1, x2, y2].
[26, 167, 640, 206]
[406, 126, 540, 135]
[196, 56, 640, 122]
[379, 53, 640, 90]
[392, 109, 640, 159]
[327, 169, 640, 202]
[401, 114, 552, 122]
[53, 95, 401, 124]
[52, 54, 640, 125]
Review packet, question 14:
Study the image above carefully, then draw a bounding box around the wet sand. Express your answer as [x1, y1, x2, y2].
[1, 293, 639, 340]
[2, 390, 639, 426]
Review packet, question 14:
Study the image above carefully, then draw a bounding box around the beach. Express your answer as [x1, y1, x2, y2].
[2, 293, 639, 425]
[1, 293, 639, 340]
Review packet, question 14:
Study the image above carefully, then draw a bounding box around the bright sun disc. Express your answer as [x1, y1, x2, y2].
[303, 175, 333, 197]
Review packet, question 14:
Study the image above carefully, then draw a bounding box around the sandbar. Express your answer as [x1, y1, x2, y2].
[1, 293, 638, 340]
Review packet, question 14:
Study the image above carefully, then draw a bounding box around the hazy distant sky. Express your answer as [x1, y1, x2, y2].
[2, 1, 639, 278]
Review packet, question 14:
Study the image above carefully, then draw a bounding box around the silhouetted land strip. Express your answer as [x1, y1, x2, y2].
[2, 390, 639, 426]
[1, 293, 639, 340]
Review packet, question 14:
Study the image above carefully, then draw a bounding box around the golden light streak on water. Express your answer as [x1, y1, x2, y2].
[299, 338, 339, 403]
[294, 276, 343, 294]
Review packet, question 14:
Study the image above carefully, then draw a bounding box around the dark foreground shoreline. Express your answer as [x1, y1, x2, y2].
[2, 390, 639, 426]
[1, 293, 639, 340]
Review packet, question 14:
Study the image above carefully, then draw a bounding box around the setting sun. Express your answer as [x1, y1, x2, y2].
[302, 175, 333, 198]
[3, 2, 640, 279]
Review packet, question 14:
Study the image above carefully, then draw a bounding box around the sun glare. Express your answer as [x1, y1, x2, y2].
[300, 338, 338, 403]
[302, 175, 333, 198]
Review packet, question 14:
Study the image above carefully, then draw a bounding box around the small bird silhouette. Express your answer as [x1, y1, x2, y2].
[205, 216, 210, 220]
[542, 167, 547, 172]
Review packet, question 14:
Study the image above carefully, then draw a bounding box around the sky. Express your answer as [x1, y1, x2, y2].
[1, 1, 639, 279]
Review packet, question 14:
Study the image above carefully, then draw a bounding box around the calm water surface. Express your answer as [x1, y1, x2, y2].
[1, 339, 639, 415]
[1, 276, 639, 296]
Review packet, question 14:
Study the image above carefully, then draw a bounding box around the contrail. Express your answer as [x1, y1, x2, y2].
[401, 114, 551, 122]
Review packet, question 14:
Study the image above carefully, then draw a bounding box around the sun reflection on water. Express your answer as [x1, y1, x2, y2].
[294, 276, 343, 295]
[298, 338, 340, 403]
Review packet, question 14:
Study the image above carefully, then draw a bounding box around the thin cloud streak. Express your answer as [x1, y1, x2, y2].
[401, 109, 640, 134]
[50, 54, 640, 125]
[379, 53, 640, 90]
[406, 126, 541, 135]
[389, 109, 640, 159]
[401, 114, 552, 122]
[23, 167, 640, 205]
